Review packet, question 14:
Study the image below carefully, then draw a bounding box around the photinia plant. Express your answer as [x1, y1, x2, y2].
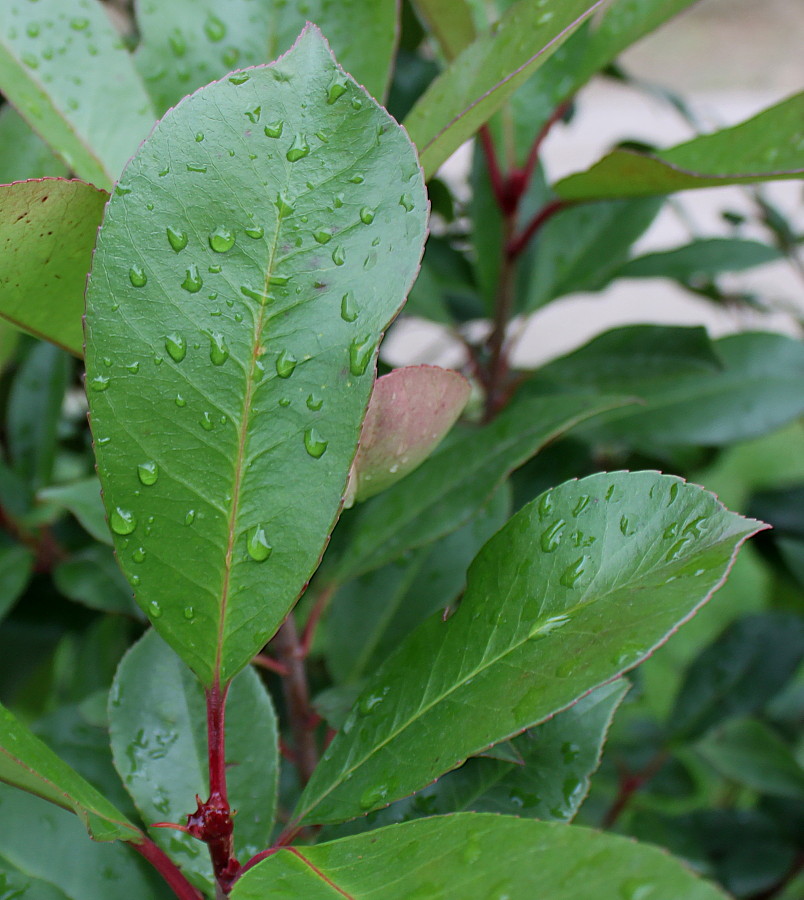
[0, 1, 802, 898]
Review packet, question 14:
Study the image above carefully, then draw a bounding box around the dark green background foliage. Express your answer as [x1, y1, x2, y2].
[0, 1, 801, 898]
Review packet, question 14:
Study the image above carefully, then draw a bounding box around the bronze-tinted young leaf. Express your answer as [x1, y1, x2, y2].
[83, 27, 427, 687]
[232, 814, 728, 899]
[295, 472, 764, 825]
[555, 92, 804, 200]
[0, 179, 106, 355]
[345, 365, 471, 505]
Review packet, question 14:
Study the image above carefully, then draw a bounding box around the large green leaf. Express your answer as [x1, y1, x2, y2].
[295, 471, 763, 825]
[0, 0, 155, 188]
[0, 701, 142, 842]
[232, 814, 728, 899]
[555, 92, 804, 201]
[109, 630, 278, 892]
[404, 0, 603, 178]
[0, 179, 105, 355]
[333, 393, 627, 582]
[135, 0, 399, 112]
[84, 26, 427, 688]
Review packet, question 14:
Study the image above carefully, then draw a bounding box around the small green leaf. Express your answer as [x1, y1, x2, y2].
[84, 26, 427, 686]
[0, 543, 34, 622]
[0, 105, 67, 182]
[109, 629, 279, 891]
[0, 0, 155, 188]
[405, 0, 604, 178]
[411, 0, 476, 61]
[0, 179, 106, 355]
[618, 238, 783, 282]
[334, 393, 628, 581]
[231, 814, 728, 899]
[38, 478, 110, 544]
[669, 613, 804, 743]
[295, 471, 764, 825]
[0, 702, 142, 842]
[555, 92, 804, 200]
[53, 546, 140, 617]
[345, 365, 471, 505]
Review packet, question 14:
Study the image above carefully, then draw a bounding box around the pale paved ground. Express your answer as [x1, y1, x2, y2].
[383, 0, 804, 370]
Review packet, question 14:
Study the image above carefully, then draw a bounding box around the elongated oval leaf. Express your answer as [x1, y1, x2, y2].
[84, 26, 428, 687]
[0, 702, 142, 842]
[232, 814, 728, 899]
[617, 238, 783, 282]
[0, 179, 106, 355]
[0, 0, 155, 188]
[295, 471, 764, 825]
[404, 0, 604, 178]
[109, 629, 278, 892]
[555, 92, 804, 200]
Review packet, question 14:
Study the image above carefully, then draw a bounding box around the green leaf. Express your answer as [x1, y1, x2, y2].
[0, 785, 171, 900]
[555, 92, 804, 201]
[232, 814, 728, 899]
[0, 0, 155, 188]
[333, 393, 627, 582]
[0, 543, 34, 621]
[618, 238, 783, 282]
[6, 341, 70, 490]
[326, 679, 627, 837]
[295, 471, 764, 825]
[0, 701, 142, 842]
[135, 0, 399, 112]
[0, 105, 67, 182]
[669, 613, 804, 743]
[404, 0, 604, 179]
[53, 546, 140, 617]
[109, 629, 278, 891]
[345, 365, 471, 505]
[326, 484, 511, 684]
[83, 26, 427, 686]
[697, 717, 804, 800]
[0, 179, 106, 355]
[411, 0, 476, 60]
[38, 477, 110, 544]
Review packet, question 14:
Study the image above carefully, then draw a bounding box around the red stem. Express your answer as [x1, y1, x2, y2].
[479, 124, 507, 210]
[299, 584, 334, 658]
[602, 750, 668, 829]
[132, 838, 204, 900]
[252, 653, 289, 676]
[506, 198, 570, 260]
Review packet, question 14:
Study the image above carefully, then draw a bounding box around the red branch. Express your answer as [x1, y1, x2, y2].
[506, 198, 570, 260]
[132, 838, 204, 900]
[602, 750, 669, 829]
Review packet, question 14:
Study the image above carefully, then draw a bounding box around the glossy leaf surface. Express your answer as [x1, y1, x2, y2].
[296, 472, 763, 824]
[232, 814, 728, 899]
[0, 0, 155, 188]
[404, 0, 604, 178]
[0, 702, 141, 842]
[346, 365, 471, 505]
[84, 27, 427, 686]
[334, 393, 626, 581]
[0, 179, 106, 355]
[555, 92, 804, 200]
[109, 630, 278, 891]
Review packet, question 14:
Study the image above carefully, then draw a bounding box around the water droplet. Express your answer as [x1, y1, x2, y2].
[209, 332, 229, 366]
[275, 192, 294, 217]
[338, 293, 359, 324]
[184, 510, 196, 525]
[186, 163, 207, 174]
[359, 206, 375, 224]
[620, 879, 655, 900]
[276, 350, 297, 378]
[264, 120, 284, 138]
[359, 690, 385, 715]
[229, 72, 250, 85]
[244, 225, 264, 239]
[538, 491, 554, 519]
[245, 106, 261, 124]
[89, 375, 110, 392]
[665, 539, 688, 562]
[209, 226, 235, 252]
[562, 741, 580, 764]
[203, 14, 226, 42]
[313, 228, 332, 244]
[560, 556, 588, 589]
[349, 335, 373, 376]
[540, 519, 566, 553]
[555, 659, 577, 678]
[278, 397, 291, 407]
[349, 173, 364, 184]
[573, 495, 590, 516]
[269, 273, 290, 286]
[286, 134, 309, 162]
[137, 461, 159, 485]
[148, 600, 162, 618]
[181, 265, 203, 292]
[619, 515, 632, 536]
[129, 265, 147, 287]
[165, 333, 187, 362]
[200, 412, 215, 431]
[359, 784, 388, 811]
[530, 613, 571, 638]
[333, 192, 344, 208]
[306, 393, 323, 411]
[168, 29, 186, 56]
[326, 78, 347, 104]
[126, 361, 140, 374]
[26, 22, 40, 37]
[239, 284, 268, 303]
[304, 427, 328, 459]
[110, 507, 137, 535]
[247, 524, 272, 561]
[132, 547, 147, 563]
[351, 98, 363, 110]
[331, 246, 345, 266]
[683, 515, 708, 537]
[668, 482, 680, 504]
[175, 394, 186, 407]
[195, 131, 204, 142]
[70, 16, 90, 31]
